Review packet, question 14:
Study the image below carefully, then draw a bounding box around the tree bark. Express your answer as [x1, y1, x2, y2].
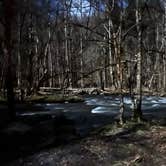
[133, 0, 143, 121]
[119, 0, 125, 124]
[163, 2, 166, 92]
[3, 0, 16, 120]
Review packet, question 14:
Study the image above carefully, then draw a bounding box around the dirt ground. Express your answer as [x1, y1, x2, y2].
[5, 122, 166, 166]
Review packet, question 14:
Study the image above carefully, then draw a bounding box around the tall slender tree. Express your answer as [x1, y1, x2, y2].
[3, 0, 16, 120]
[132, 0, 143, 121]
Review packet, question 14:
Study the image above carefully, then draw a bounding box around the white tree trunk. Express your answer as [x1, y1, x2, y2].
[132, 0, 143, 121]
[163, 2, 166, 91]
[48, 26, 53, 87]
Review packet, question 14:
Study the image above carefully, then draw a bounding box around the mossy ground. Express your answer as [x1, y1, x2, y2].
[0, 94, 84, 104]
[27, 94, 84, 103]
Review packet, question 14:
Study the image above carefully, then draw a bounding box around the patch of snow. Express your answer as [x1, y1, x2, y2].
[91, 106, 118, 114]
[91, 107, 108, 113]
[85, 99, 98, 105]
[124, 98, 132, 104]
[46, 103, 54, 106]
[110, 103, 118, 106]
[158, 98, 166, 104]
[152, 104, 160, 108]
[151, 100, 158, 104]
[20, 112, 37, 116]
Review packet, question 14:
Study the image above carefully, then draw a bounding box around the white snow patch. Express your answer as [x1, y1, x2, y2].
[152, 104, 160, 108]
[91, 107, 108, 113]
[158, 98, 166, 104]
[124, 98, 132, 104]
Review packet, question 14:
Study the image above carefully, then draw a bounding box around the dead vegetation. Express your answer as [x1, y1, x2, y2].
[7, 121, 166, 166]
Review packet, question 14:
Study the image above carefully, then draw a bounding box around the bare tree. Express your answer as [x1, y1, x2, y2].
[3, 0, 16, 119]
[132, 0, 143, 121]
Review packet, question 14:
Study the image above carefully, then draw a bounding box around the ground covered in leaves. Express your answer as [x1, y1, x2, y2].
[5, 122, 166, 166]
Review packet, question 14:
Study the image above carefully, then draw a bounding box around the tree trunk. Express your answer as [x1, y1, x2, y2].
[108, 18, 114, 88]
[4, 0, 16, 120]
[119, 0, 125, 124]
[64, 19, 70, 88]
[17, 13, 22, 100]
[48, 25, 53, 87]
[163, 2, 166, 92]
[27, 13, 34, 95]
[133, 0, 143, 121]
[80, 0, 84, 88]
[99, 69, 104, 90]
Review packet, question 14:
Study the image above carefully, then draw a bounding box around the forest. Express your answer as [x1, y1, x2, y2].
[0, 0, 166, 165]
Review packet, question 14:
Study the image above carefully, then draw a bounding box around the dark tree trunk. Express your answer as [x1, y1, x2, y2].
[99, 69, 104, 90]
[3, 0, 16, 120]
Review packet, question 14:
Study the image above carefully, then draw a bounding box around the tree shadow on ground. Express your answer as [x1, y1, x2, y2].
[0, 114, 79, 165]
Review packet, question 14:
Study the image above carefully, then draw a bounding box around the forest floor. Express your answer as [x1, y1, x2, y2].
[0, 91, 166, 166]
[3, 121, 166, 166]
